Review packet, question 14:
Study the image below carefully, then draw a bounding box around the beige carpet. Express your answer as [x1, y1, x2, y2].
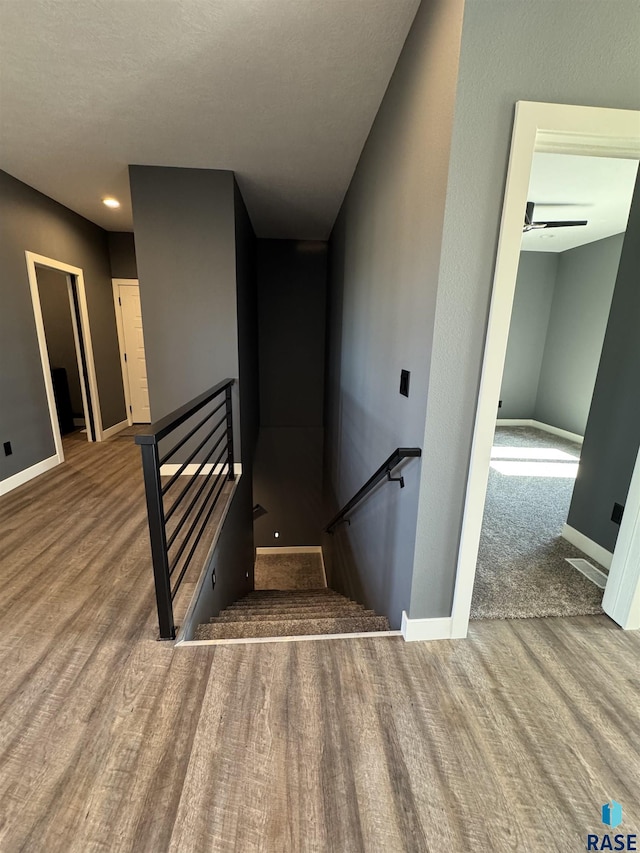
[254, 551, 325, 590]
[195, 588, 390, 639]
[196, 551, 391, 639]
[471, 426, 606, 620]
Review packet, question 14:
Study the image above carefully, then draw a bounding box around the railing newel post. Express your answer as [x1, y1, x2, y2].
[139, 440, 175, 640]
[225, 384, 235, 481]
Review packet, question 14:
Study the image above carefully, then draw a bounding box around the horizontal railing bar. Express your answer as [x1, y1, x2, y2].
[171, 472, 229, 600]
[158, 398, 226, 467]
[167, 445, 229, 560]
[135, 378, 235, 446]
[325, 447, 422, 534]
[166, 444, 227, 549]
[164, 430, 228, 523]
[160, 414, 227, 496]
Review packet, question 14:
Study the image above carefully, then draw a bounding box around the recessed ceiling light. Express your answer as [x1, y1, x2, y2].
[102, 197, 120, 209]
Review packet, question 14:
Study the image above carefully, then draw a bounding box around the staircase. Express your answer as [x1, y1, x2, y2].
[194, 587, 390, 640]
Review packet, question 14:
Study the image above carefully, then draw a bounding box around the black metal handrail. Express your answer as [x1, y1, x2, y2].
[136, 378, 236, 639]
[325, 447, 421, 534]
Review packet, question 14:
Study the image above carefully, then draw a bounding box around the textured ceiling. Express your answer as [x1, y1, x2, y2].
[522, 153, 639, 253]
[0, 0, 420, 238]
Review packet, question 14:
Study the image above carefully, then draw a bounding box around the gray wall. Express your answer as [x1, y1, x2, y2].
[535, 234, 622, 435]
[568, 174, 640, 552]
[253, 427, 324, 547]
[234, 181, 259, 468]
[253, 239, 328, 548]
[258, 240, 327, 428]
[499, 252, 558, 419]
[130, 166, 254, 600]
[410, 0, 640, 618]
[37, 266, 84, 416]
[0, 170, 126, 482]
[325, 0, 465, 628]
[129, 166, 240, 433]
[108, 232, 138, 279]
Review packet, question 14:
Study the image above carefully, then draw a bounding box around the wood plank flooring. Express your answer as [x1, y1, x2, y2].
[0, 435, 638, 851]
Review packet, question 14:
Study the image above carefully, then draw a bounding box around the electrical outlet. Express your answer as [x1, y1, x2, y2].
[400, 370, 410, 397]
[498, 400, 502, 408]
[3, 441, 12, 456]
[611, 502, 624, 525]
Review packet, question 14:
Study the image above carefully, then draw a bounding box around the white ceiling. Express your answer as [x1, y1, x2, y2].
[0, 0, 420, 239]
[521, 153, 639, 253]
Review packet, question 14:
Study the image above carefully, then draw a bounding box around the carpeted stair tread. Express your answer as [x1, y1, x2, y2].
[211, 608, 378, 624]
[223, 599, 363, 613]
[219, 605, 366, 618]
[195, 614, 390, 640]
[240, 589, 340, 600]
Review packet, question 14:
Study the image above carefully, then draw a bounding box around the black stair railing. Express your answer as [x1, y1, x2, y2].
[325, 447, 422, 534]
[136, 378, 236, 639]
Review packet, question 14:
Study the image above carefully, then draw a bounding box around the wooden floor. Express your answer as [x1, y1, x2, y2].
[0, 435, 638, 852]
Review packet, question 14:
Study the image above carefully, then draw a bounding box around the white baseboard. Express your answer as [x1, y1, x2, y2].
[496, 418, 583, 445]
[0, 454, 60, 496]
[401, 612, 465, 642]
[101, 419, 129, 440]
[562, 523, 613, 570]
[160, 462, 242, 478]
[177, 630, 403, 647]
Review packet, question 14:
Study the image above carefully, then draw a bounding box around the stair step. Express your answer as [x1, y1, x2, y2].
[195, 614, 391, 640]
[219, 607, 365, 620]
[241, 589, 339, 600]
[223, 600, 362, 615]
[211, 608, 376, 624]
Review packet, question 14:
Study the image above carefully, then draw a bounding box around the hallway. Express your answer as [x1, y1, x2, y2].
[0, 437, 638, 851]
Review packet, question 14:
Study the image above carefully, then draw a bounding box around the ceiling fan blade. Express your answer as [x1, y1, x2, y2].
[532, 220, 588, 228]
[524, 201, 534, 228]
[525, 201, 535, 227]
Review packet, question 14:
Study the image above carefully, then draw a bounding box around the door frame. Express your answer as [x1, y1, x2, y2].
[25, 252, 104, 462]
[112, 278, 142, 426]
[450, 101, 640, 637]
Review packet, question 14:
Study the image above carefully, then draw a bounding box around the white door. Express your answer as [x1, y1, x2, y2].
[118, 283, 150, 423]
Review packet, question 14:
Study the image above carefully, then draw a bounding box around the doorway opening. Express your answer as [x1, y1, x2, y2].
[451, 102, 640, 636]
[112, 279, 151, 425]
[26, 252, 103, 463]
[470, 152, 638, 620]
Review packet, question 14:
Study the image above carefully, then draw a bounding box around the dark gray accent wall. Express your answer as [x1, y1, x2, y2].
[253, 239, 327, 547]
[37, 266, 84, 416]
[534, 234, 622, 435]
[107, 232, 138, 279]
[567, 175, 640, 552]
[257, 240, 327, 428]
[325, 0, 465, 628]
[234, 181, 259, 468]
[129, 166, 240, 440]
[253, 427, 324, 547]
[499, 252, 558, 419]
[411, 0, 640, 619]
[0, 170, 126, 482]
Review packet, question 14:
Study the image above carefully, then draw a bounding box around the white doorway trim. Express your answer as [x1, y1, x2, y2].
[25, 252, 104, 461]
[112, 278, 138, 427]
[450, 101, 640, 637]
